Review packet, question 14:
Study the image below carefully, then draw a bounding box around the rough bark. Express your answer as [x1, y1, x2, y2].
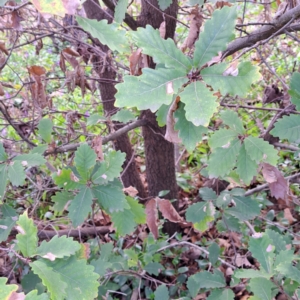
[139, 0, 179, 235]
[83, 0, 146, 198]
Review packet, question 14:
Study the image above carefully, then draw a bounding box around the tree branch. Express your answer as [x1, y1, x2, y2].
[223, 5, 300, 58]
[44, 118, 148, 156]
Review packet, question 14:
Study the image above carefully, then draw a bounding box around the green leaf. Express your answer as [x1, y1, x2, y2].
[132, 25, 192, 71]
[174, 103, 207, 152]
[209, 128, 238, 149]
[207, 289, 234, 300]
[236, 144, 258, 185]
[0, 277, 18, 298]
[25, 290, 49, 300]
[76, 16, 129, 53]
[13, 153, 46, 167]
[274, 249, 295, 268]
[275, 263, 300, 283]
[30, 144, 48, 155]
[216, 214, 241, 232]
[90, 243, 114, 276]
[180, 81, 218, 126]
[199, 187, 218, 201]
[114, 0, 128, 23]
[127, 197, 146, 224]
[220, 110, 245, 134]
[187, 270, 226, 297]
[0, 204, 17, 243]
[37, 236, 81, 259]
[193, 6, 237, 68]
[202, 62, 261, 97]
[227, 196, 260, 221]
[249, 235, 275, 274]
[234, 269, 271, 279]
[115, 68, 187, 111]
[74, 144, 96, 181]
[208, 242, 220, 265]
[38, 118, 53, 143]
[265, 229, 288, 253]
[0, 143, 7, 161]
[270, 114, 300, 143]
[186, 201, 207, 223]
[53, 168, 83, 190]
[111, 208, 137, 235]
[92, 151, 125, 184]
[51, 191, 73, 214]
[68, 186, 93, 228]
[124, 248, 139, 267]
[86, 113, 106, 126]
[92, 181, 129, 212]
[21, 271, 44, 295]
[30, 260, 67, 300]
[158, 0, 172, 10]
[0, 164, 8, 202]
[111, 109, 136, 123]
[289, 72, 300, 110]
[44, 256, 99, 299]
[145, 262, 165, 276]
[154, 285, 169, 300]
[207, 138, 241, 177]
[16, 211, 38, 257]
[8, 160, 25, 186]
[244, 136, 278, 165]
[249, 278, 276, 300]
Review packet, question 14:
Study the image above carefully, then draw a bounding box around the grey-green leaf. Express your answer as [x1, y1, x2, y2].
[114, 0, 128, 23]
[180, 81, 218, 126]
[154, 285, 169, 300]
[220, 110, 245, 134]
[209, 128, 238, 149]
[132, 25, 192, 71]
[193, 6, 237, 68]
[38, 118, 53, 143]
[249, 278, 276, 300]
[227, 196, 260, 221]
[202, 62, 261, 97]
[8, 161, 25, 186]
[270, 114, 300, 143]
[76, 16, 129, 53]
[115, 68, 187, 111]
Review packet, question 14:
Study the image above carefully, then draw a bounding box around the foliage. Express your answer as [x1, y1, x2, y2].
[1, 0, 300, 299]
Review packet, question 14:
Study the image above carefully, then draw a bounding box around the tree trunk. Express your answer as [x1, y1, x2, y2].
[83, 0, 146, 198]
[139, 0, 179, 235]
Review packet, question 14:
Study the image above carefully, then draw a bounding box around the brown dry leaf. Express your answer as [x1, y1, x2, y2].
[8, 291, 25, 300]
[159, 21, 166, 39]
[235, 253, 252, 267]
[145, 199, 159, 239]
[215, 1, 232, 9]
[181, 7, 203, 52]
[27, 65, 48, 109]
[157, 198, 183, 223]
[223, 60, 239, 76]
[129, 48, 143, 76]
[262, 163, 288, 201]
[263, 84, 283, 105]
[165, 96, 182, 143]
[0, 82, 4, 96]
[123, 186, 138, 197]
[61, 48, 80, 69]
[91, 135, 104, 161]
[0, 42, 8, 55]
[284, 208, 296, 224]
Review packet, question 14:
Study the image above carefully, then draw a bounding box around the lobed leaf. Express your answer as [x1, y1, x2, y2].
[289, 72, 300, 110]
[68, 186, 93, 228]
[8, 160, 25, 186]
[220, 110, 245, 134]
[0, 164, 8, 202]
[249, 278, 276, 300]
[114, 0, 128, 23]
[132, 25, 192, 71]
[111, 208, 137, 235]
[76, 16, 129, 53]
[74, 144, 97, 181]
[0, 277, 18, 299]
[16, 211, 38, 257]
[180, 81, 218, 126]
[51, 191, 73, 214]
[236, 144, 258, 185]
[37, 118, 53, 143]
[0, 143, 8, 161]
[174, 103, 207, 152]
[249, 235, 275, 274]
[270, 114, 300, 143]
[115, 68, 187, 111]
[37, 236, 81, 260]
[154, 285, 169, 300]
[209, 128, 238, 150]
[13, 153, 46, 167]
[202, 62, 261, 97]
[207, 138, 241, 177]
[193, 6, 237, 68]
[0, 204, 17, 243]
[244, 136, 278, 165]
[207, 289, 234, 300]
